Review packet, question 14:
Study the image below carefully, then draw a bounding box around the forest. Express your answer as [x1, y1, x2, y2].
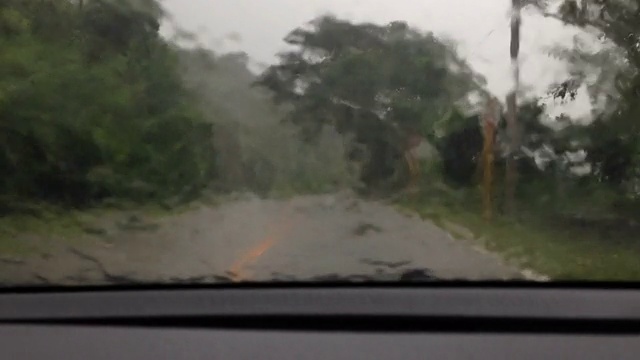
[1, 0, 640, 278]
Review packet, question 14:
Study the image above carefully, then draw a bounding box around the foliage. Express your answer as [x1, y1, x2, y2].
[0, 0, 216, 208]
[256, 15, 487, 189]
[533, 0, 640, 193]
[178, 47, 356, 196]
[401, 186, 640, 280]
[390, 1, 640, 280]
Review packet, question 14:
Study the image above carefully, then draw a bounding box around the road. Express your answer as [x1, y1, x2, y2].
[0, 192, 527, 286]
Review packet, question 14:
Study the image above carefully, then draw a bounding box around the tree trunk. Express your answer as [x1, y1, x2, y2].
[505, 0, 522, 214]
[481, 98, 499, 221]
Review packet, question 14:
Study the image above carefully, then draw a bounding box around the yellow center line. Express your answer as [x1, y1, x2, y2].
[228, 202, 297, 282]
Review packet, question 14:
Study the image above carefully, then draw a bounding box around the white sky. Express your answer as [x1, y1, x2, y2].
[160, 0, 593, 121]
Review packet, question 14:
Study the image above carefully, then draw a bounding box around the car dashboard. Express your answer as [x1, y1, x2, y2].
[0, 285, 639, 359]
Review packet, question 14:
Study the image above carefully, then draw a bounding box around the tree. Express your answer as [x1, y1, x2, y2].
[532, 0, 640, 193]
[256, 15, 486, 189]
[178, 47, 355, 195]
[0, 0, 216, 208]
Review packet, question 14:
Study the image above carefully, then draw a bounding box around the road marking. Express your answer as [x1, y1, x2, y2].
[228, 202, 297, 281]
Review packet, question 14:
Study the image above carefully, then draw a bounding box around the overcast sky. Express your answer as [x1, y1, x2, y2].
[160, 0, 592, 120]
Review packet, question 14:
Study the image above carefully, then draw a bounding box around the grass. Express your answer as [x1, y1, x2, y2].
[0, 184, 321, 258]
[0, 197, 207, 257]
[397, 186, 640, 281]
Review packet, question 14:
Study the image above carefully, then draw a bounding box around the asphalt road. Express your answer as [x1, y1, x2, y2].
[0, 192, 526, 286]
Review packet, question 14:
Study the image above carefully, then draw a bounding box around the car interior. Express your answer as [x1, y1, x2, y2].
[1, 283, 639, 359]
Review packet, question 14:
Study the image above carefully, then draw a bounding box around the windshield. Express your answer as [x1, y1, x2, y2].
[1, 0, 639, 286]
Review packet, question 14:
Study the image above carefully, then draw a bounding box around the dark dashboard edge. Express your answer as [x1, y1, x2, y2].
[5, 316, 640, 334]
[2, 280, 640, 294]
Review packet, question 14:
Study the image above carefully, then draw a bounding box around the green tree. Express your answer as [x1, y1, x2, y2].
[178, 47, 356, 195]
[533, 0, 640, 193]
[0, 0, 216, 208]
[256, 15, 486, 189]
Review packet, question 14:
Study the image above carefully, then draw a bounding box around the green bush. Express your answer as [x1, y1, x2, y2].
[0, 0, 216, 208]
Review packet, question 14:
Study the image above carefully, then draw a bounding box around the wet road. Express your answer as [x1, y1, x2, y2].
[0, 192, 526, 285]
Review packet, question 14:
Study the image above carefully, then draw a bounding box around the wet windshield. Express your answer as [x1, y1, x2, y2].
[1, 0, 639, 286]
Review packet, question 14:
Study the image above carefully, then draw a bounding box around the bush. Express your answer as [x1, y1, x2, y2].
[0, 0, 216, 208]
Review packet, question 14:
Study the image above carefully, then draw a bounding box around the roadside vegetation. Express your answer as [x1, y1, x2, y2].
[0, 0, 217, 209]
[396, 182, 640, 280]
[0, 0, 356, 247]
[2, 0, 640, 280]
[253, 6, 640, 280]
